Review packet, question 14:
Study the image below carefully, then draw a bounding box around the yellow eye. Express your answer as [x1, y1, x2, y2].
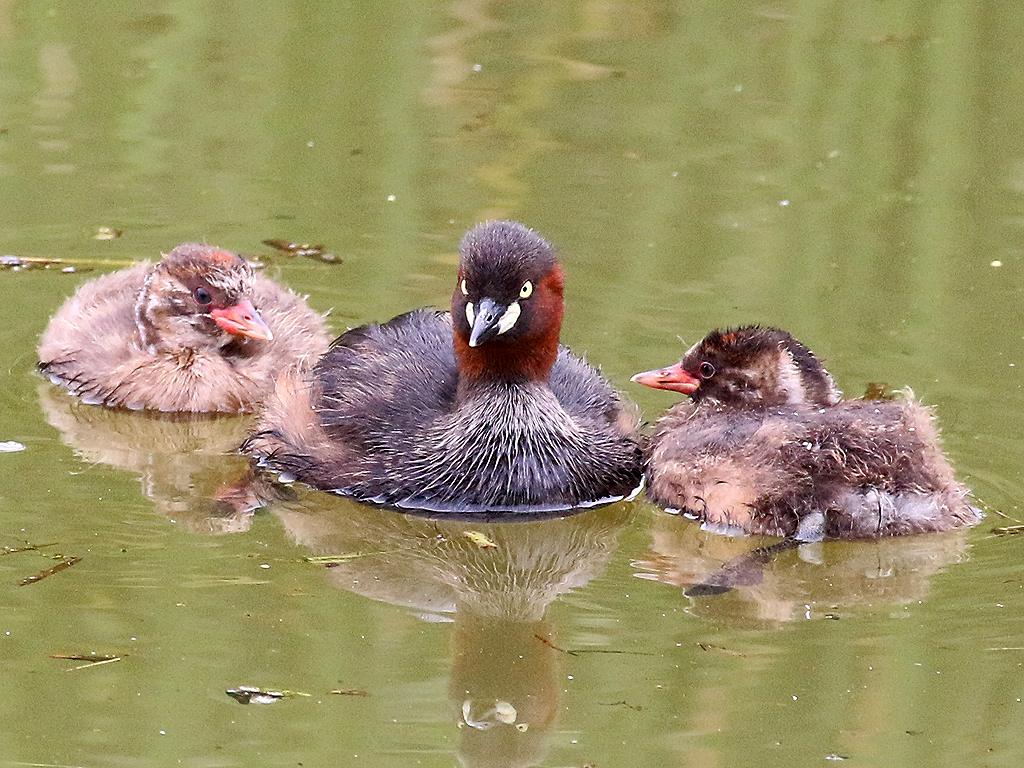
[519, 281, 533, 299]
[460, 279, 469, 296]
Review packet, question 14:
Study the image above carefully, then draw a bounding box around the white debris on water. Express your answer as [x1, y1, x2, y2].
[494, 700, 517, 724]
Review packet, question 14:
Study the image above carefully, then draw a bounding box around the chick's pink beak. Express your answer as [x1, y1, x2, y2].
[210, 299, 274, 341]
[630, 361, 699, 395]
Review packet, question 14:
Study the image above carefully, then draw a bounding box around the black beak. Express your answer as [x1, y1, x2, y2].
[468, 297, 506, 348]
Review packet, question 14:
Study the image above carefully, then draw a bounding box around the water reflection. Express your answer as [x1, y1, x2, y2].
[38, 384, 255, 533]
[634, 512, 973, 626]
[37, 381, 632, 768]
[273, 493, 632, 768]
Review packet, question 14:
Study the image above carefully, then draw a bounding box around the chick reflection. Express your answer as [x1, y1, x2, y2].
[635, 513, 972, 626]
[273, 494, 631, 768]
[38, 384, 256, 533]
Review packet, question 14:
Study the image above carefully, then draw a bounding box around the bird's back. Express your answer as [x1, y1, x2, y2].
[249, 308, 642, 511]
[38, 263, 150, 383]
[647, 397, 980, 538]
[315, 309, 460, 444]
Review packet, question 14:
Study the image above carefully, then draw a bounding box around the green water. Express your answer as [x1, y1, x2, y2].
[2, 2, 1023, 766]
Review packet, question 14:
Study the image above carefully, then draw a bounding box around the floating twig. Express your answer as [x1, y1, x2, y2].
[18, 556, 81, 586]
[599, 700, 644, 711]
[533, 633, 652, 657]
[51, 652, 124, 671]
[67, 657, 122, 672]
[1, 255, 128, 272]
[2, 542, 57, 557]
[1, 255, 60, 269]
[697, 642, 746, 657]
[535, 634, 579, 656]
[303, 547, 407, 565]
[262, 239, 340, 264]
[329, 688, 369, 697]
[570, 648, 656, 656]
[226, 685, 312, 705]
[51, 653, 120, 662]
[263, 239, 323, 256]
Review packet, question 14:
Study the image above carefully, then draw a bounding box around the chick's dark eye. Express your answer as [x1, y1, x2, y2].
[193, 287, 212, 306]
[699, 362, 716, 379]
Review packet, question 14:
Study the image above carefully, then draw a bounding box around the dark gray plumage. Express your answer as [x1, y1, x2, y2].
[245, 221, 643, 514]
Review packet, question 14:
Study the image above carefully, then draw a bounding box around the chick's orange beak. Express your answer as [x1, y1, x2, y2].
[630, 361, 699, 395]
[210, 299, 274, 341]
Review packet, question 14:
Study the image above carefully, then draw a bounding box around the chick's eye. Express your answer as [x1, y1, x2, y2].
[193, 287, 212, 306]
[460, 279, 469, 296]
[519, 280, 533, 299]
[699, 362, 716, 379]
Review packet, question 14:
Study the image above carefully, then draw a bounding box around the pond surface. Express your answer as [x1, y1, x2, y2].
[2, 2, 1024, 766]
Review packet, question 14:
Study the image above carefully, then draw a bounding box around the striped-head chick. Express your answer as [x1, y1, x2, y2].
[133, 243, 273, 353]
[632, 326, 842, 408]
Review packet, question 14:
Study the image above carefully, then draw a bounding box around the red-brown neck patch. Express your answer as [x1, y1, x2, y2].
[453, 333, 559, 382]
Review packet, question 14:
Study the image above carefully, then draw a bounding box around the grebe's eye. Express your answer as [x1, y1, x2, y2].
[460, 279, 469, 296]
[519, 280, 533, 299]
[194, 287, 213, 306]
[699, 362, 716, 379]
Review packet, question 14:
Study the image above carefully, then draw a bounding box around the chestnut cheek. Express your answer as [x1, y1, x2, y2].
[532, 287, 562, 338]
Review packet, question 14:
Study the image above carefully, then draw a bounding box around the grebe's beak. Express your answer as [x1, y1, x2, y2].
[210, 299, 274, 341]
[468, 296, 520, 348]
[630, 362, 699, 395]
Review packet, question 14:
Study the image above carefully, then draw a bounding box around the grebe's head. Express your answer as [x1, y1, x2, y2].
[135, 243, 273, 352]
[452, 221, 565, 381]
[632, 326, 841, 408]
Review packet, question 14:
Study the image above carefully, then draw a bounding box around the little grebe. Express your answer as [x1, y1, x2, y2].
[632, 326, 981, 539]
[245, 220, 643, 513]
[38, 243, 329, 413]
